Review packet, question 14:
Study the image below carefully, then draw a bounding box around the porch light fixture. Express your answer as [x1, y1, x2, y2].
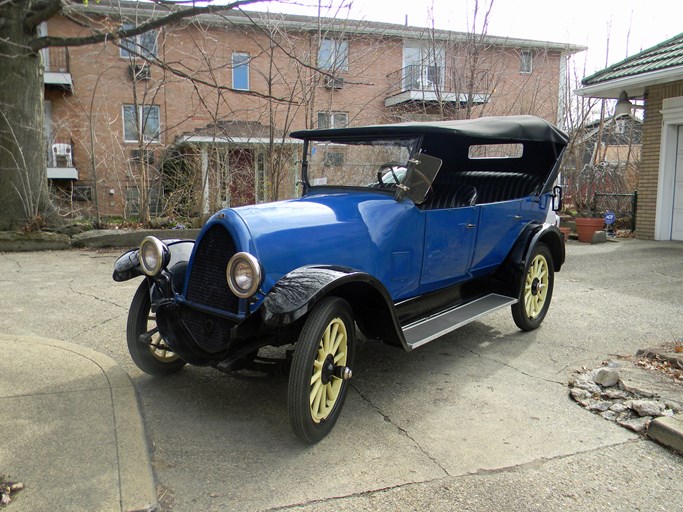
[614, 91, 633, 116]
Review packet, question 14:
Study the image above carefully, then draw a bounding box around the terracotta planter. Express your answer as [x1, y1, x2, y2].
[575, 217, 604, 243]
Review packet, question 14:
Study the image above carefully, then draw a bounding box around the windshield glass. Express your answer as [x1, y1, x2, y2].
[305, 137, 419, 188]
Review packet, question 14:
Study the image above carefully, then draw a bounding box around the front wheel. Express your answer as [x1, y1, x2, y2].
[511, 243, 554, 331]
[127, 279, 186, 376]
[288, 297, 355, 443]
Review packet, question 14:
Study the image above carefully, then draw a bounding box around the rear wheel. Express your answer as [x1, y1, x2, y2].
[288, 297, 355, 443]
[127, 279, 186, 376]
[511, 243, 554, 331]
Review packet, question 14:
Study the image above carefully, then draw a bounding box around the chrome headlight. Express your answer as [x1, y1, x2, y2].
[139, 236, 169, 276]
[226, 252, 262, 298]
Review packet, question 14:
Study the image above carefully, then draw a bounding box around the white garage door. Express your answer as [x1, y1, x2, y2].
[672, 126, 683, 241]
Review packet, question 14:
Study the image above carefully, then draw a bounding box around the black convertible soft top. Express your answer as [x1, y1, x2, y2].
[290, 115, 569, 145]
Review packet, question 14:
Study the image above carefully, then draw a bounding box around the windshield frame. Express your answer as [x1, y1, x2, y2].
[300, 135, 422, 193]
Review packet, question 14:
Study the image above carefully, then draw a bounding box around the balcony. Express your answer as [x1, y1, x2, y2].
[42, 47, 73, 92]
[385, 65, 490, 107]
[47, 141, 78, 180]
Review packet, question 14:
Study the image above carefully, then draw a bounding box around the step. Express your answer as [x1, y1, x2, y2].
[403, 293, 517, 349]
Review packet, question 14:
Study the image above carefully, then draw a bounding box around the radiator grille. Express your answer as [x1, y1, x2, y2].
[185, 224, 238, 313]
[180, 307, 232, 353]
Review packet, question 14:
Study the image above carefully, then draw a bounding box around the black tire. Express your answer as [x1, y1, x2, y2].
[288, 297, 355, 443]
[511, 242, 554, 331]
[127, 279, 186, 376]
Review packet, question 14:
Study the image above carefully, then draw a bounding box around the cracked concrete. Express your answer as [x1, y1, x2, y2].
[351, 384, 451, 477]
[3, 240, 683, 511]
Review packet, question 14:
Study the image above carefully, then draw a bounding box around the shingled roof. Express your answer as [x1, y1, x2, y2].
[578, 32, 683, 99]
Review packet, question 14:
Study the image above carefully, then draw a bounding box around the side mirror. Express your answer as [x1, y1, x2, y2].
[551, 185, 563, 212]
[395, 153, 443, 204]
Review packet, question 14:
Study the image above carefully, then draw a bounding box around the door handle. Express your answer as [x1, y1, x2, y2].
[466, 223, 476, 229]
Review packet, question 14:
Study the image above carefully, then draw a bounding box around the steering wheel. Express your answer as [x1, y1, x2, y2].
[376, 162, 404, 187]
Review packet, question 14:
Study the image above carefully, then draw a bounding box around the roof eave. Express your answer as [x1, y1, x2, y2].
[576, 64, 683, 99]
[72, 0, 584, 53]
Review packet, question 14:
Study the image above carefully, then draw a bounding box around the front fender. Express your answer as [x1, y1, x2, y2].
[261, 265, 406, 347]
[112, 239, 195, 282]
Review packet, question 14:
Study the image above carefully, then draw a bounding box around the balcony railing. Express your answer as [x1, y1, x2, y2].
[385, 65, 491, 107]
[47, 140, 78, 180]
[42, 47, 73, 91]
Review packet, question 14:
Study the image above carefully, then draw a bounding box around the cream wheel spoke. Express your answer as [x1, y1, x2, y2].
[310, 379, 323, 407]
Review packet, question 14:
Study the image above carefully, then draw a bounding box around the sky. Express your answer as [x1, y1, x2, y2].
[246, 0, 683, 77]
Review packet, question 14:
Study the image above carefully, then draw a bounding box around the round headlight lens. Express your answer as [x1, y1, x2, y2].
[227, 252, 262, 298]
[139, 236, 168, 276]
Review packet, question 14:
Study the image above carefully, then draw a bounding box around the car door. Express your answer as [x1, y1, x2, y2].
[420, 205, 479, 286]
[470, 200, 524, 273]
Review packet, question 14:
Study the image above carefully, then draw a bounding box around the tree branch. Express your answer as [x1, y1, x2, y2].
[114, 38, 294, 104]
[24, 0, 62, 31]
[29, 0, 266, 51]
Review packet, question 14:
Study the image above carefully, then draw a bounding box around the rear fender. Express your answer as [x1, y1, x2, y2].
[496, 223, 565, 294]
[261, 265, 406, 348]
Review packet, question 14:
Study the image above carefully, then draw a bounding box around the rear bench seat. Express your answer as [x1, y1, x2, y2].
[450, 171, 544, 204]
[421, 171, 545, 209]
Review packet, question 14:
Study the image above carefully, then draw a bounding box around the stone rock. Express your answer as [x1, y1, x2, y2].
[570, 388, 592, 405]
[603, 388, 631, 400]
[609, 403, 629, 414]
[601, 410, 619, 421]
[572, 374, 601, 394]
[617, 416, 651, 433]
[618, 378, 656, 398]
[588, 400, 612, 412]
[593, 368, 620, 387]
[631, 400, 666, 417]
[664, 401, 683, 413]
[591, 230, 607, 244]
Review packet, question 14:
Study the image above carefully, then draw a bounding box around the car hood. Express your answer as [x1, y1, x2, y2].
[221, 191, 423, 296]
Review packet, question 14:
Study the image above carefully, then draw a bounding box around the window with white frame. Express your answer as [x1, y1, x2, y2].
[120, 23, 158, 59]
[318, 38, 349, 72]
[520, 50, 533, 73]
[317, 111, 348, 129]
[123, 104, 160, 143]
[232, 52, 250, 90]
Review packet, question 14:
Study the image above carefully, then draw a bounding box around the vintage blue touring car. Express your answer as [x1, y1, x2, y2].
[114, 115, 567, 443]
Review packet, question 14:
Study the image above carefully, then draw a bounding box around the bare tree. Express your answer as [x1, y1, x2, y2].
[0, 0, 267, 230]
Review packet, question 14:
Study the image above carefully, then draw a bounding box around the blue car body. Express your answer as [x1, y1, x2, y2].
[114, 115, 568, 441]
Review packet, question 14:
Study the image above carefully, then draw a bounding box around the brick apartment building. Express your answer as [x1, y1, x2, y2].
[42, 0, 582, 221]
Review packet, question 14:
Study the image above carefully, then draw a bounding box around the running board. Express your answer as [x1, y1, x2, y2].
[402, 293, 517, 350]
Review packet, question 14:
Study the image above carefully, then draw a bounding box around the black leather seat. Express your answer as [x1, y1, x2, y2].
[419, 184, 478, 210]
[447, 171, 544, 204]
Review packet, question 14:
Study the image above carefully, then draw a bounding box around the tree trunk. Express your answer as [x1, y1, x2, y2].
[0, 3, 50, 230]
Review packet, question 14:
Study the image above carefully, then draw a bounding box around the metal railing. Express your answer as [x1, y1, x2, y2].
[385, 65, 490, 99]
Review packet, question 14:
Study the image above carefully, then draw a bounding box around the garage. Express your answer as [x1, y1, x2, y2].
[576, 32, 683, 241]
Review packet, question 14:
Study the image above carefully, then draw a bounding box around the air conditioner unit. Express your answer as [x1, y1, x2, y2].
[324, 76, 344, 90]
[128, 63, 151, 81]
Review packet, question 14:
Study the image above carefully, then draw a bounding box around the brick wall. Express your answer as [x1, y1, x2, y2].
[637, 80, 683, 239]
[46, 13, 571, 218]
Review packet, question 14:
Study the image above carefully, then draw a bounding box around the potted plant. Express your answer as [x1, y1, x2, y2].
[566, 163, 611, 242]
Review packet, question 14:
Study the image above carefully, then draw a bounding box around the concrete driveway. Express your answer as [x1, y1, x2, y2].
[1, 239, 682, 511]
